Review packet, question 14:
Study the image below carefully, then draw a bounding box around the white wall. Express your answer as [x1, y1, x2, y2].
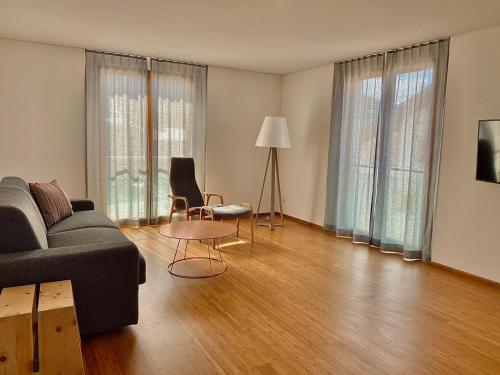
[2, 33, 499, 281]
[206, 66, 282, 209]
[0, 38, 86, 196]
[432, 26, 500, 282]
[280, 64, 334, 225]
[0, 39, 283, 208]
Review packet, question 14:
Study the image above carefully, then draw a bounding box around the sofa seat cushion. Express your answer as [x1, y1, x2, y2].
[48, 210, 117, 234]
[48, 227, 126, 247]
[47, 227, 146, 284]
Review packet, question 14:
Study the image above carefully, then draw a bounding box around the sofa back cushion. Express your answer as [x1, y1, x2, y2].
[1, 176, 32, 193]
[0, 184, 49, 253]
[1, 176, 47, 229]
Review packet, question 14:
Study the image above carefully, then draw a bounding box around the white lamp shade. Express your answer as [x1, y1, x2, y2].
[255, 116, 291, 148]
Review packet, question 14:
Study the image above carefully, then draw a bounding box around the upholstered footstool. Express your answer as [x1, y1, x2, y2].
[200, 203, 254, 242]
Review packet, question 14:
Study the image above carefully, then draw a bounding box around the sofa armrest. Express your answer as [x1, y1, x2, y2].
[0, 241, 140, 335]
[70, 198, 94, 211]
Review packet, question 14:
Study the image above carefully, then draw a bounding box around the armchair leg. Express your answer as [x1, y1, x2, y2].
[168, 206, 174, 224]
[236, 218, 240, 237]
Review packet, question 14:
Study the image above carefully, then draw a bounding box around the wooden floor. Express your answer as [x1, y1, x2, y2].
[82, 219, 500, 374]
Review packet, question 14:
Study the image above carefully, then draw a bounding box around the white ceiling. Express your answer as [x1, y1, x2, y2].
[1, 0, 500, 74]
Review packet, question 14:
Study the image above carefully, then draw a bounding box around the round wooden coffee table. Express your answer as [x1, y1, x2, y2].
[158, 221, 236, 278]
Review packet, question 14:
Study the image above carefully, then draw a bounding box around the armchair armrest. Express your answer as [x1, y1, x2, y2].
[168, 194, 189, 211]
[168, 194, 189, 223]
[199, 206, 215, 220]
[70, 198, 94, 212]
[203, 192, 224, 205]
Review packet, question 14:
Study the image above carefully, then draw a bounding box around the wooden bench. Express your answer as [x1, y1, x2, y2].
[0, 280, 85, 375]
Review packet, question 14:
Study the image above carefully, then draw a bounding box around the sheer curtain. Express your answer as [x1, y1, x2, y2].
[86, 52, 148, 226]
[150, 60, 207, 221]
[325, 55, 384, 243]
[325, 40, 449, 261]
[86, 52, 207, 226]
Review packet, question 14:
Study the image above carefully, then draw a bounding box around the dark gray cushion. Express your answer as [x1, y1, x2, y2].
[48, 227, 146, 284]
[170, 157, 205, 209]
[0, 187, 48, 252]
[48, 227, 128, 247]
[212, 204, 252, 219]
[48, 210, 117, 234]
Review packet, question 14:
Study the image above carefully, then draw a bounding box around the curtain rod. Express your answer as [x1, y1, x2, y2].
[85, 48, 208, 68]
[336, 37, 450, 64]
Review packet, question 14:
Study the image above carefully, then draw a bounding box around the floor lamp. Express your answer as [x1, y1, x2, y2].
[255, 116, 291, 230]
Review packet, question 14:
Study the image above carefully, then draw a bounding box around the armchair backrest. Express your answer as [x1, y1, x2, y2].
[169, 158, 204, 210]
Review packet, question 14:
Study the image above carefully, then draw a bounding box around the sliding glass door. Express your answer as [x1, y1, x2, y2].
[325, 40, 449, 261]
[86, 51, 206, 226]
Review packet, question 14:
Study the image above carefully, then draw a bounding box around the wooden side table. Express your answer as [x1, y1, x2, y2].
[0, 280, 85, 375]
[159, 221, 236, 278]
[38, 281, 85, 375]
[0, 284, 36, 375]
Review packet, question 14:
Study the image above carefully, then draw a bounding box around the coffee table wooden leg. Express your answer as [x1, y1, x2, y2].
[38, 280, 84, 375]
[0, 284, 36, 375]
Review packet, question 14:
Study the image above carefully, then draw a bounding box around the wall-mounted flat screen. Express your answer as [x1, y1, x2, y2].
[477, 120, 500, 184]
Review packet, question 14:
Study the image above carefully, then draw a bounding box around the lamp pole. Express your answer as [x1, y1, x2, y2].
[256, 147, 284, 230]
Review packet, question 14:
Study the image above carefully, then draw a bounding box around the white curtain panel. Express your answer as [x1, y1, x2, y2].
[150, 60, 207, 221]
[373, 41, 449, 260]
[325, 40, 449, 261]
[86, 52, 148, 226]
[325, 54, 384, 243]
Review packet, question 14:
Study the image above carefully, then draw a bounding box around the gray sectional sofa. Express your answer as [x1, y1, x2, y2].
[0, 176, 146, 336]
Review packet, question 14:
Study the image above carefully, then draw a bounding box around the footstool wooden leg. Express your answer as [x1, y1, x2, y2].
[241, 202, 254, 243]
[0, 284, 36, 375]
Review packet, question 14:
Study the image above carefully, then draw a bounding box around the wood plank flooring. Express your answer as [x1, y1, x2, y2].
[82, 219, 500, 374]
